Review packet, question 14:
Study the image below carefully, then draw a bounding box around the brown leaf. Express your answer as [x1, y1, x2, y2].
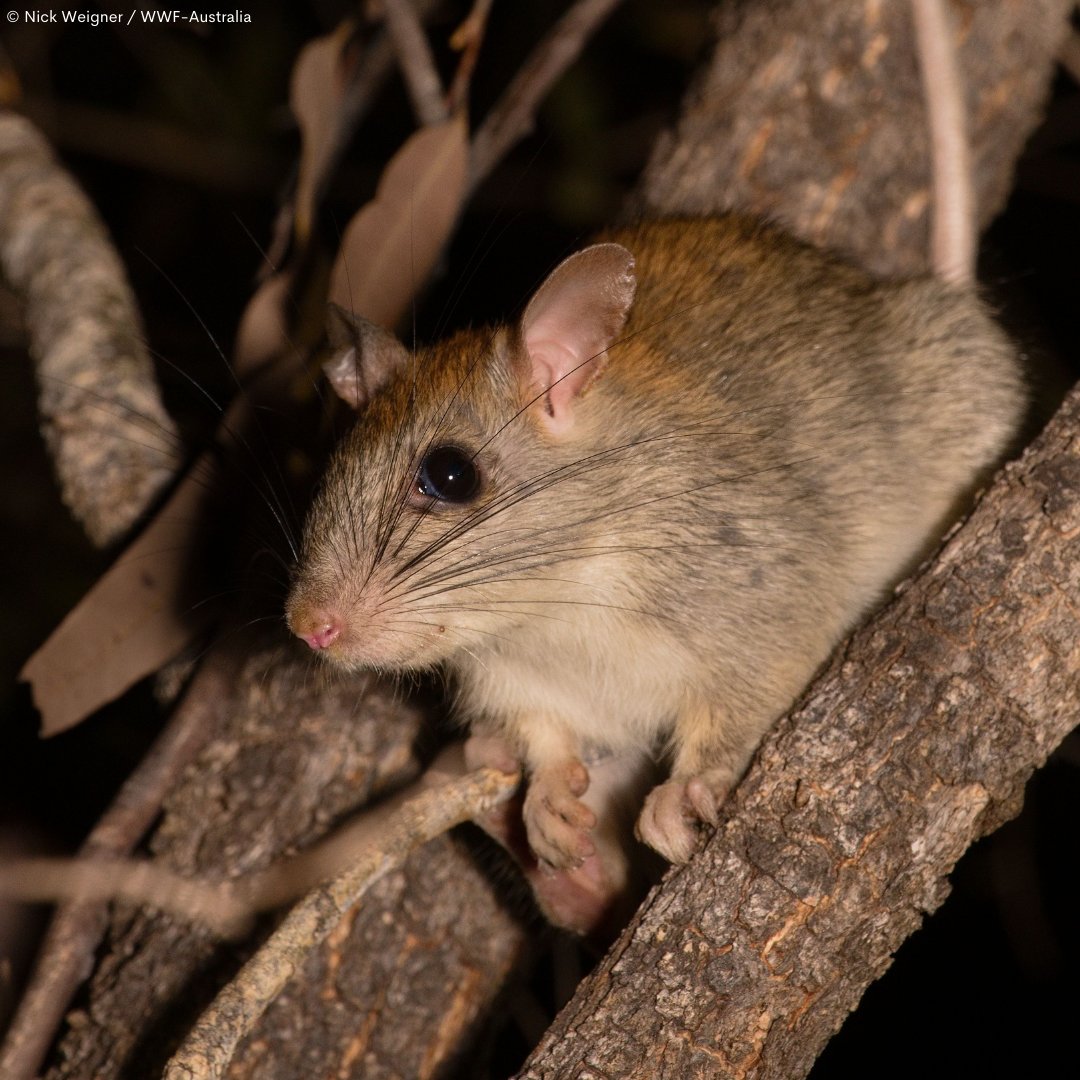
[232, 270, 294, 378]
[232, 21, 364, 377]
[20, 458, 221, 736]
[329, 115, 469, 328]
[291, 20, 362, 247]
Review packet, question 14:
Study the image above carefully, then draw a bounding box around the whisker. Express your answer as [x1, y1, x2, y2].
[389, 423, 764, 582]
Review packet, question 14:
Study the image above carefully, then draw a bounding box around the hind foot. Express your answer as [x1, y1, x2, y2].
[635, 769, 734, 863]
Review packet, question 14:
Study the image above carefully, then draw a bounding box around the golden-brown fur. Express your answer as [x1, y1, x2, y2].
[287, 216, 1025, 926]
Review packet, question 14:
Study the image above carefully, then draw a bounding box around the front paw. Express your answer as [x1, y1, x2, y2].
[523, 759, 597, 870]
[635, 770, 733, 863]
[460, 732, 524, 848]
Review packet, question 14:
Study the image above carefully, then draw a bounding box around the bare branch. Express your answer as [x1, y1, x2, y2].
[0, 111, 180, 546]
[469, 0, 627, 191]
[0, 652, 238, 1080]
[163, 751, 519, 1080]
[910, 0, 973, 285]
[0, 857, 251, 940]
[447, 0, 495, 115]
[0, 748, 520, 943]
[382, 0, 449, 126]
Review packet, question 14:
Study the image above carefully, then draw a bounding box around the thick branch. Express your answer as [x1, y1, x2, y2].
[40, 643, 530, 1080]
[165, 752, 519, 1080]
[639, 0, 1071, 278]
[0, 111, 180, 546]
[0, 652, 239, 1080]
[518, 378, 1080, 1078]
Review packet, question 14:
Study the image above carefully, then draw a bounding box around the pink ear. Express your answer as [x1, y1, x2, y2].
[323, 302, 410, 411]
[521, 243, 636, 432]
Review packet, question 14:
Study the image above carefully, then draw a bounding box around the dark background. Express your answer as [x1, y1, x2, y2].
[0, 2, 1077, 1076]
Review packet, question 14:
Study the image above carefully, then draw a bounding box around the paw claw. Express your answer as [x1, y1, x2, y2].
[686, 777, 720, 825]
[524, 759, 595, 870]
[636, 771, 733, 863]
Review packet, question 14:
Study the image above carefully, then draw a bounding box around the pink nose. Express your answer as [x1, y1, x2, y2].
[299, 619, 341, 651]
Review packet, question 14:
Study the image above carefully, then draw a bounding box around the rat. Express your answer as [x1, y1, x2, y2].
[285, 0, 1027, 933]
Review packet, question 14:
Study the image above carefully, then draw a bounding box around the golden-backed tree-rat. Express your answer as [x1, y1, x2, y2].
[286, 214, 1024, 928]
[286, 1, 1027, 933]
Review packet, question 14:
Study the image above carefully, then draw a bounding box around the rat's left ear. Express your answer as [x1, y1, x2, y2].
[520, 243, 636, 433]
[323, 303, 410, 411]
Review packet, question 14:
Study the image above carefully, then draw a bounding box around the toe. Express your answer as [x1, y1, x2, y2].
[636, 781, 699, 863]
[524, 768, 597, 869]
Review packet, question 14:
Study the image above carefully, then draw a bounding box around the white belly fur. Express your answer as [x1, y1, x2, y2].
[454, 612, 695, 757]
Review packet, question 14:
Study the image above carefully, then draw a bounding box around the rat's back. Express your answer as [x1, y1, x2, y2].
[595, 217, 1024, 614]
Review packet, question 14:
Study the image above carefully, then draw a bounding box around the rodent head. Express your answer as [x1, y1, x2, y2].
[285, 242, 639, 672]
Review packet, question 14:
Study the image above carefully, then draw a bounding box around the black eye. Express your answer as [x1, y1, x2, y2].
[415, 445, 480, 503]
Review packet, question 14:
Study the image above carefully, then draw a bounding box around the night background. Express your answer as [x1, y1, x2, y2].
[0, 2, 1077, 1075]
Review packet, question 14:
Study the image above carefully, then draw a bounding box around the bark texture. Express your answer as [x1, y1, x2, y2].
[640, 0, 1069, 277]
[45, 641, 529, 1079]
[516, 378, 1080, 1079]
[0, 111, 180, 546]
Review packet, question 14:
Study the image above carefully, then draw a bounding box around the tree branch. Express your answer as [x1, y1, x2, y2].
[0, 111, 180, 546]
[517, 375, 1080, 1078]
[0, 650, 239, 1080]
[638, 0, 1071, 278]
[34, 643, 531, 1079]
[164, 750, 519, 1080]
[469, 0, 627, 192]
[382, 0, 449, 126]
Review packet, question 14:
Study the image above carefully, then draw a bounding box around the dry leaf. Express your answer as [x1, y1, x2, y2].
[18, 362, 304, 738]
[233, 21, 363, 377]
[22, 91, 469, 737]
[329, 115, 469, 328]
[291, 20, 361, 246]
[21, 459, 221, 736]
[232, 271, 294, 378]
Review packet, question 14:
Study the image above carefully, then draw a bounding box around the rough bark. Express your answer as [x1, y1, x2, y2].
[27, 1, 1078, 1077]
[0, 111, 180, 547]
[516, 371, 1080, 1080]
[45, 640, 530, 1079]
[639, 0, 1069, 278]
[0, 650, 242, 1080]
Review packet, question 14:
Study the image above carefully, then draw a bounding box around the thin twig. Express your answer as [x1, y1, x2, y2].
[469, 0, 627, 192]
[0, 857, 251, 939]
[382, 0, 449, 125]
[0, 747, 521, 940]
[910, 0, 974, 285]
[163, 751, 519, 1080]
[447, 0, 496, 115]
